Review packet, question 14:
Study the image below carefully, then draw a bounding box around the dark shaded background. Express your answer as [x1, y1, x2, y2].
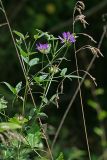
[0, 0, 107, 159]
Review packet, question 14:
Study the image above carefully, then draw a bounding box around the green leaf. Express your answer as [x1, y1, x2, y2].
[37, 112, 48, 118]
[0, 122, 21, 132]
[16, 38, 22, 45]
[13, 30, 25, 39]
[18, 46, 28, 57]
[34, 34, 40, 40]
[16, 82, 22, 93]
[0, 97, 8, 110]
[26, 131, 42, 148]
[28, 108, 36, 120]
[21, 55, 29, 64]
[36, 29, 43, 34]
[94, 88, 104, 96]
[84, 79, 91, 88]
[56, 153, 64, 160]
[34, 75, 48, 85]
[9, 117, 28, 125]
[94, 127, 103, 136]
[60, 68, 67, 77]
[3, 82, 17, 95]
[87, 100, 98, 110]
[27, 123, 40, 134]
[29, 58, 39, 67]
[98, 110, 107, 120]
[69, 148, 86, 159]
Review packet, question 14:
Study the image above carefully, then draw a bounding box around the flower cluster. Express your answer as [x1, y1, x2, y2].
[36, 32, 76, 53]
[36, 43, 51, 54]
[58, 32, 76, 46]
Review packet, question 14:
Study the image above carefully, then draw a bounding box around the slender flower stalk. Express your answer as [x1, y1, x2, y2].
[36, 43, 51, 54]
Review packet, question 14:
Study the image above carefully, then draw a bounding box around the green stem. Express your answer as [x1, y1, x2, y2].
[45, 73, 54, 96]
[22, 79, 28, 116]
[40, 73, 54, 109]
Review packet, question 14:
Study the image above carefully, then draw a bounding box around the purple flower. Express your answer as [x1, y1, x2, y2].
[36, 43, 51, 54]
[58, 32, 76, 46]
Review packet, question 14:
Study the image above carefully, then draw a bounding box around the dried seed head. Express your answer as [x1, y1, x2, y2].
[86, 46, 103, 57]
[1, 130, 26, 146]
[89, 47, 98, 57]
[92, 48, 103, 57]
[74, 1, 87, 28]
[75, 15, 88, 28]
[76, 1, 85, 10]
[76, 7, 82, 15]
[76, 45, 103, 57]
[7, 131, 25, 142]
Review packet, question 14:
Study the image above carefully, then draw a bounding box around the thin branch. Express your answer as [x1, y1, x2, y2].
[0, 22, 8, 27]
[72, 4, 92, 158]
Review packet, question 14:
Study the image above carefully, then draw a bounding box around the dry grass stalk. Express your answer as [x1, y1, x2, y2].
[76, 45, 103, 57]
[74, 1, 88, 28]
[0, 130, 25, 146]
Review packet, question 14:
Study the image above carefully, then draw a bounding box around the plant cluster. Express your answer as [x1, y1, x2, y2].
[0, 1, 105, 160]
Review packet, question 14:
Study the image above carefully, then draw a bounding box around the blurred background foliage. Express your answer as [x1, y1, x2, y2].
[0, 0, 107, 159]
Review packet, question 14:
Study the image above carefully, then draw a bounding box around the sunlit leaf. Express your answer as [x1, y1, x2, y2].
[94, 127, 103, 136]
[9, 117, 28, 125]
[84, 79, 91, 88]
[56, 153, 64, 160]
[69, 147, 86, 159]
[13, 30, 25, 40]
[3, 82, 17, 95]
[18, 46, 28, 57]
[25, 125, 42, 148]
[34, 34, 40, 40]
[94, 88, 104, 96]
[33, 75, 48, 85]
[87, 100, 98, 110]
[29, 58, 39, 67]
[60, 68, 67, 77]
[21, 55, 29, 64]
[98, 110, 107, 120]
[16, 82, 22, 93]
[0, 122, 21, 132]
[37, 112, 48, 118]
